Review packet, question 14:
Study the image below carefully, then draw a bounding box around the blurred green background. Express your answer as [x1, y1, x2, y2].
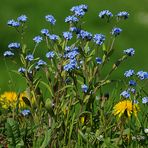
[0, 0, 148, 92]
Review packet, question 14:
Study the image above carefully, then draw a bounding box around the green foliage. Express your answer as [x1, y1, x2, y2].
[0, 3, 148, 148]
[5, 118, 24, 147]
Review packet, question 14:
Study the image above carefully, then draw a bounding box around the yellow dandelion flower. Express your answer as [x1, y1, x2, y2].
[113, 100, 139, 118]
[0, 91, 27, 109]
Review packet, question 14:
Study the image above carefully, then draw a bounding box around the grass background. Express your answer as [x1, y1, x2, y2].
[0, 0, 148, 92]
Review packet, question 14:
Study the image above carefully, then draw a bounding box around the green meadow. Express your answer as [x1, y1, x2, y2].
[0, 1, 148, 147]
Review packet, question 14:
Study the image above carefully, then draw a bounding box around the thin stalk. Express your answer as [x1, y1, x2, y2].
[4, 58, 16, 89]
[32, 43, 38, 55]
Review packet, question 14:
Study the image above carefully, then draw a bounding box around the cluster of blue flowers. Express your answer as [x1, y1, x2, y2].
[116, 11, 129, 20]
[41, 28, 49, 36]
[30, 5, 129, 50]
[70, 27, 80, 34]
[21, 109, 30, 116]
[99, 10, 113, 19]
[124, 69, 135, 77]
[63, 59, 78, 71]
[5, 13, 59, 73]
[18, 67, 33, 74]
[33, 36, 43, 43]
[121, 46, 147, 103]
[46, 51, 55, 59]
[121, 68, 148, 103]
[7, 20, 20, 27]
[137, 71, 148, 80]
[63, 31, 73, 40]
[8, 42, 20, 49]
[123, 48, 135, 56]
[45, 14, 56, 25]
[99, 10, 129, 20]
[111, 28, 122, 36]
[129, 80, 136, 86]
[120, 90, 130, 98]
[17, 15, 28, 22]
[3, 42, 21, 57]
[35, 59, 47, 70]
[7, 15, 27, 27]
[25, 54, 34, 62]
[63, 46, 80, 71]
[142, 97, 148, 104]
[3, 51, 14, 57]
[18, 67, 26, 73]
[120, 88, 136, 99]
[96, 57, 102, 64]
[40, 28, 59, 41]
[93, 34, 105, 45]
[70, 4, 88, 17]
[4, 4, 147, 104]
[77, 30, 92, 41]
[65, 15, 79, 23]
[64, 47, 79, 59]
[124, 69, 148, 80]
[48, 34, 59, 41]
[33, 15, 58, 44]
[81, 84, 88, 93]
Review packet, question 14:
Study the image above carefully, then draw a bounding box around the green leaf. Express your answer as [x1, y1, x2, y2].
[40, 129, 51, 148]
[102, 43, 107, 52]
[57, 84, 74, 93]
[83, 95, 90, 103]
[20, 54, 26, 65]
[33, 78, 40, 90]
[40, 81, 54, 97]
[88, 48, 95, 57]
[5, 118, 24, 147]
[84, 42, 89, 53]
[68, 113, 75, 143]
[78, 129, 87, 142]
[22, 44, 27, 54]
[45, 99, 54, 116]
[86, 56, 93, 63]
[102, 54, 106, 63]
[123, 128, 130, 135]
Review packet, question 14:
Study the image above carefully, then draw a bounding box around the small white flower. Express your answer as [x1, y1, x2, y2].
[144, 128, 148, 134]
